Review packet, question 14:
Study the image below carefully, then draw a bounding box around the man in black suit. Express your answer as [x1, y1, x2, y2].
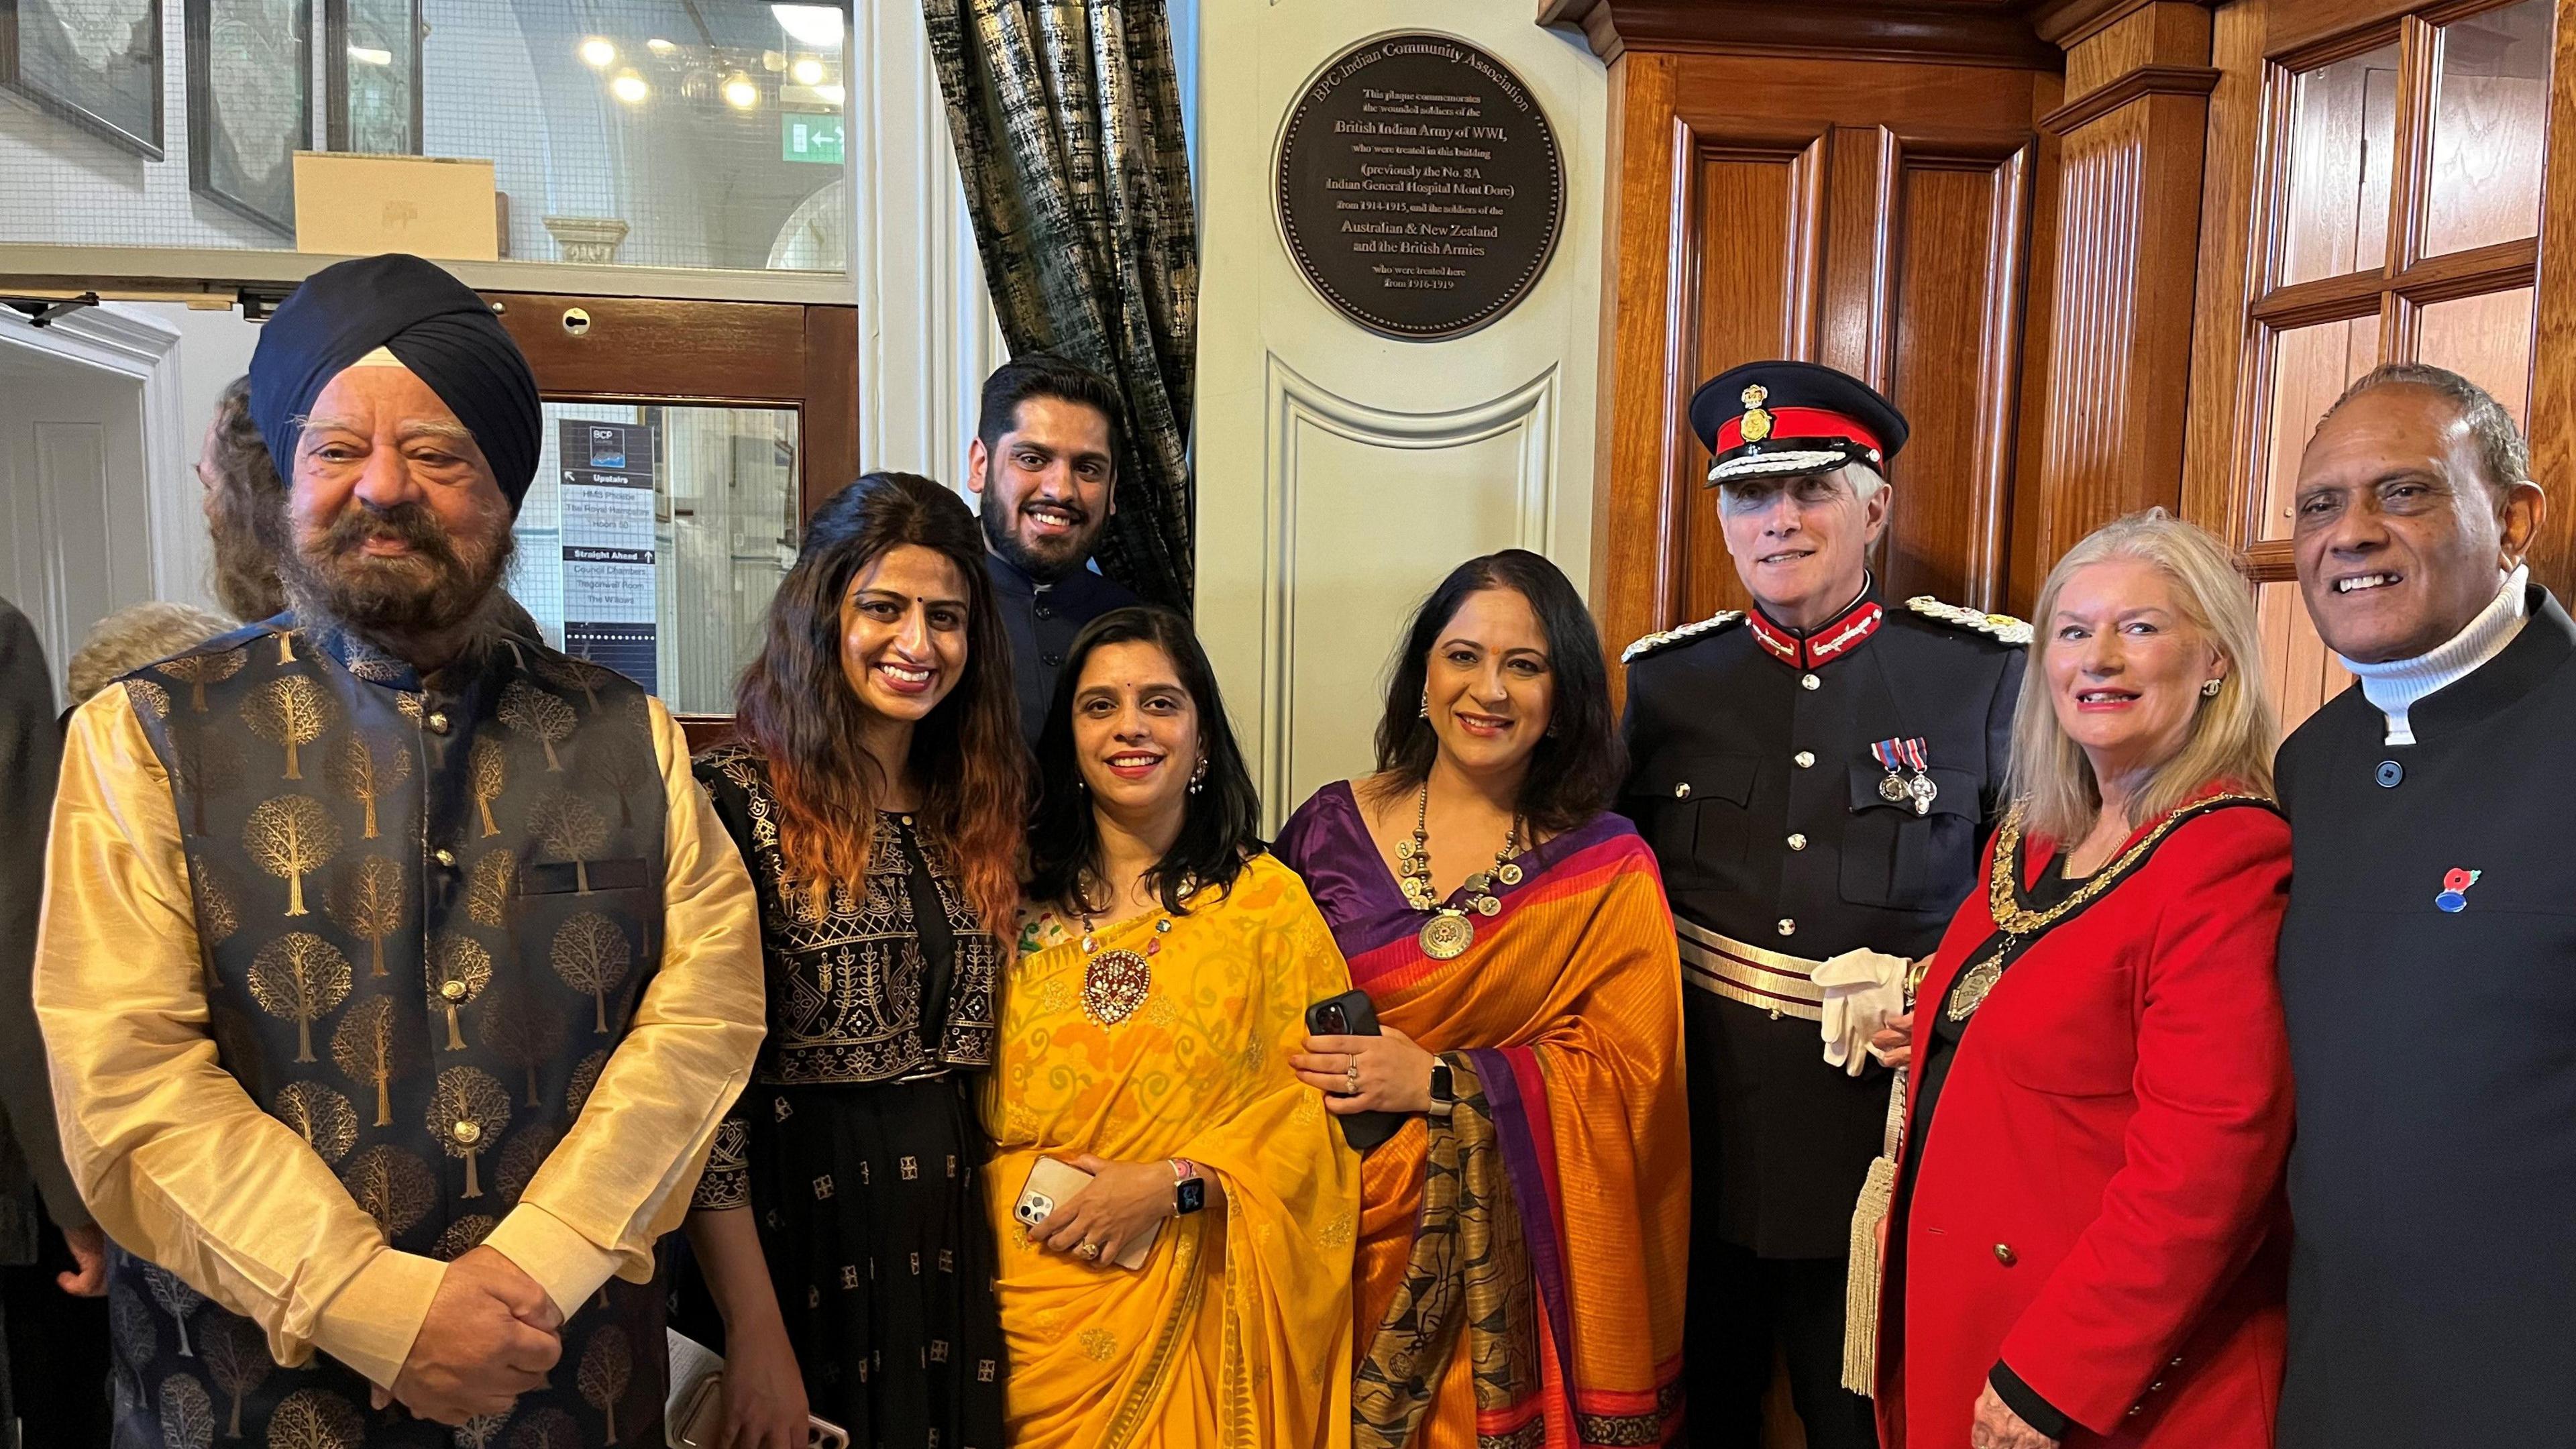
[966, 354, 1140, 742]
[2273, 364, 2565, 1448]
[1621, 362, 2026, 1449]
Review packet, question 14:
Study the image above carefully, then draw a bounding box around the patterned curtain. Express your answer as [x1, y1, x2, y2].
[923, 0, 1200, 609]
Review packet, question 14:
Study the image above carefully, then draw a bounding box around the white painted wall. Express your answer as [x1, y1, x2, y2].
[1190, 6, 1609, 828]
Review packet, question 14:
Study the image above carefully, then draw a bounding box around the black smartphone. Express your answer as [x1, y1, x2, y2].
[1306, 989, 1404, 1153]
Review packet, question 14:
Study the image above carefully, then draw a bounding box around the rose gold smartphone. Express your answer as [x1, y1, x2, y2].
[1015, 1157, 1158, 1269]
[672, 1376, 849, 1448]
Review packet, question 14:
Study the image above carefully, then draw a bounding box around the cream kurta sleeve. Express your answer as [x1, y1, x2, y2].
[480, 696, 765, 1319]
[34, 686, 445, 1389]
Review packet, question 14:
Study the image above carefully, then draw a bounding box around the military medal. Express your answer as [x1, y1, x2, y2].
[1400, 782, 1522, 961]
[1902, 738, 1937, 816]
[1871, 739, 1913, 804]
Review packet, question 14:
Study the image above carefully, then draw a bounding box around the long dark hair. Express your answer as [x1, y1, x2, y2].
[1025, 606, 1263, 915]
[1364, 549, 1623, 836]
[735, 472, 1026, 930]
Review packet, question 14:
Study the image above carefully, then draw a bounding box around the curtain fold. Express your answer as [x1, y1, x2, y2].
[923, 0, 1199, 609]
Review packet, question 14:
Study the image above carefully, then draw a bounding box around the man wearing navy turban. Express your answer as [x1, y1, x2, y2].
[33, 254, 767, 1442]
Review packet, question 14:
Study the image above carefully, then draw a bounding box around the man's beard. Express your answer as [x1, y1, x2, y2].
[980, 462, 1099, 583]
[278, 498, 515, 642]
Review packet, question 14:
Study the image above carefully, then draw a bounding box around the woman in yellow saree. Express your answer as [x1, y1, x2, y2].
[983, 606, 1361, 1448]
[1285, 551, 1691, 1448]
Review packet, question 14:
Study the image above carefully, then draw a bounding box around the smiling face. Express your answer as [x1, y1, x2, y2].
[278, 364, 513, 634]
[1071, 639, 1201, 828]
[2292, 384, 2540, 664]
[839, 543, 971, 725]
[1718, 467, 1888, 629]
[968, 395, 1116, 582]
[2044, 557, 2223, 786]
[1424, 586, 1556, 782]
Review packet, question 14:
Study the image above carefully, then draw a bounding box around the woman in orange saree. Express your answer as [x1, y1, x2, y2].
[1285, 551, 1691, 1449]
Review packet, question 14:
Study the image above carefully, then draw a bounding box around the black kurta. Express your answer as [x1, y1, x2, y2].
[2275, 585, 2576, 1448]
[983, 553, 1138, 745]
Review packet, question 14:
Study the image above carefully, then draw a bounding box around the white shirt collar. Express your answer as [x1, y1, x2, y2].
[2340, 565, 2529, 746]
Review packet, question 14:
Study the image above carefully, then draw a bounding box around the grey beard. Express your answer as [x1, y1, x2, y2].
[278, 529, 517, 667]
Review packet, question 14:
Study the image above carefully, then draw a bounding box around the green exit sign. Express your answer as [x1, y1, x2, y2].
[783, 113, 844, 164]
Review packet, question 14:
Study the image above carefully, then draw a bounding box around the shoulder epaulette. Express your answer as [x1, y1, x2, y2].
[1904, 595, 2032, 646]
[1621, 610, 1744, 664]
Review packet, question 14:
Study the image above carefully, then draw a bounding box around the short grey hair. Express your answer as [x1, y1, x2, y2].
[66, 602, 237, 706]
[2322, 362, 2530, 496]
[1716, 460, 1889, 506]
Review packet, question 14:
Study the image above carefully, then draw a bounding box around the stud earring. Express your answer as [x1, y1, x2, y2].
[2201, 677, 2224, 698]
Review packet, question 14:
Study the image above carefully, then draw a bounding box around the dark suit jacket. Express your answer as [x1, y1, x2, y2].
[0, 598, 84, 1250]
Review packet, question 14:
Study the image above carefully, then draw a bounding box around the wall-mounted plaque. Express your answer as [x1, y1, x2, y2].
[1277, 33, 1563, 341]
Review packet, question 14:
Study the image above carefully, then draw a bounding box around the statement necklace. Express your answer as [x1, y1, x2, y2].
[1396, 781, 1522, 961]
[1075, 880, 1180, 1027]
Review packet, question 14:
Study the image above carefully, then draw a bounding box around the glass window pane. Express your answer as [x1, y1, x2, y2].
[2417, 285, 2535, 425]
[509, 402, 800, 716]
[2280, 42, 2402, 285]
[2424, 0, 2552, 258]
[2259, 315, 2379, 540]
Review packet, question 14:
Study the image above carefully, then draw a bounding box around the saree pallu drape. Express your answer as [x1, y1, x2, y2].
[979, 855, 1360, 1448]
[1283, 794, 1690, 1449]
[921, 0, 1199, 608]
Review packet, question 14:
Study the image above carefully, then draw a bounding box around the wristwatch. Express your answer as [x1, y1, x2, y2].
[1428, 1061, 1456, 1117]
[1171, 1157, 1205, 1216]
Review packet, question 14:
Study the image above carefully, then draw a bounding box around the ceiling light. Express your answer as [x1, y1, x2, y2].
[347, 44, 392, 66]
[772, 5, 845, 47]
[815, 83, 845, 107]
[645, 37, 678, 58]
[722, 72, 760, 109]
[609, 68, 650, 104]
[578, 37, 616, 68]
[788, 55, 824, 86]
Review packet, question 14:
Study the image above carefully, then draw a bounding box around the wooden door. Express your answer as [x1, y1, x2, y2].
[1593, 49, 2053, 661]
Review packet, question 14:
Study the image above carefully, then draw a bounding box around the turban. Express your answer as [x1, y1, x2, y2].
[248, 253, 541, 508]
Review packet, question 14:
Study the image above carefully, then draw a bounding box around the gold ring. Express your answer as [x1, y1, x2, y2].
[1077, 1241, 1101, 1260]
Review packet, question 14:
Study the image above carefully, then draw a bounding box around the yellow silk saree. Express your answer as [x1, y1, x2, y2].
[981, 854, 1361, 1449]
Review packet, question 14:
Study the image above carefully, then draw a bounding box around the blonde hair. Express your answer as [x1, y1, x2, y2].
[2009, 510, 2278, 843]
[66, 602, 236, 706]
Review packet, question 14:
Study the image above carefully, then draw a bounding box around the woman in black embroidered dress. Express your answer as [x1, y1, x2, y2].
[684, 472, 1028, 1449]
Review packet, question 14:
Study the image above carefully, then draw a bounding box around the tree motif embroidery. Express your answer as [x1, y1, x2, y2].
[156, 1371, 215, 1449]
[272, 1080, 358, 1162]
[330, 997, 421, 1128]
[171, 732, 249, 835]
[190, 864, 239, 987]
[584, 747, 651, 829]
[528, 790, 607, 894]
[244, 796, 341, 918]
[142, 1262, 205, 1358]
[325, 855, 405, 977]
[451, 1410, 509, 1449]
[427, 932, 494, 1051]
[158, 650, 246, 712]
[566, 1049, 608, 1119]
[199, 1313, 270, 1440]
[481, 979, 566, 1106]
[578, 1324, 633, 1445]
[549, 913, 631, 1033]
[470, 737, 507, 837]
[432, 1214, 498, 1263]
[339, 1144, 435, 1238]
[533, 654, 611, 712]
[507, 1407, 580, 1449]
[464, 848, 517, 931]
[324, 731, 411, 840]
[428, 1067, 511, 1199]
[264, 1387, 363, 1449]
[111, 1280, 158, 1371]
[248, 933, 352, 1063]
[125, 677, 172, 720]
[242, 677, 333, 780]
[498, 682, 576, 771]
[494, 1123, 562, 1208]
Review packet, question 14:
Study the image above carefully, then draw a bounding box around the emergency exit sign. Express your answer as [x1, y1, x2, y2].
[784, 113, 844, 164]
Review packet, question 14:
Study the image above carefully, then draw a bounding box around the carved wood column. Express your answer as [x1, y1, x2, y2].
[2026, 1, 2220, 570]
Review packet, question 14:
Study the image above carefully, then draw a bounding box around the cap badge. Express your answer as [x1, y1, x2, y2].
[2436, 867, 2481, 914]
[1739, 383, 1773, 443]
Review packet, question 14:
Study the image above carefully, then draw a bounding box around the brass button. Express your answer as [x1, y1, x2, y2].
[1992, 1243, 2017, 1266]
[1787, 833, 1807, 851]
[1794, 751, 1815, 769]
[433, 848, 458, 869]
[451, 1120, 482, 1145]
[1800, 673, 1821, 691]
[1777, 918, 1796, 937]
[1672, 782, 1692, 800]
[425, 710, 449, 734]
[440, 979, 468, 1002]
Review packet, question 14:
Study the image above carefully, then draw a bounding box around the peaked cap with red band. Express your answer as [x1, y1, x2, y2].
[1689, 359, 1911, 488]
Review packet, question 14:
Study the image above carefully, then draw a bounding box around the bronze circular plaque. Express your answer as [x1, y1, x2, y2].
[1277, 34, 1564, 341]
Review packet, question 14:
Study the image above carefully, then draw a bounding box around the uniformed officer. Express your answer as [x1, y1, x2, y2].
[965, 353, 1141, 743]
[1621, 360, 2026, 1449]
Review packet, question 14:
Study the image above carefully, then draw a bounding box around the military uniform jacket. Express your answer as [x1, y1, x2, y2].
[1621, 588, 2025, 1257]
[36, 614, 765, 1449]
[2275, 586, 2576, 1448]
[985, 552, 1138, 744]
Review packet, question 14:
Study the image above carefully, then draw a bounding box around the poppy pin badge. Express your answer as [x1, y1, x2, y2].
[2436, 868, 2481, 914]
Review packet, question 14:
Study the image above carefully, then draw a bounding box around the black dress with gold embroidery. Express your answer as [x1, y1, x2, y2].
[686, 744, 1004, 1449]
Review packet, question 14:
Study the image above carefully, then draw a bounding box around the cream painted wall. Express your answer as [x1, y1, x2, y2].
[1191, 5, 1609, 830]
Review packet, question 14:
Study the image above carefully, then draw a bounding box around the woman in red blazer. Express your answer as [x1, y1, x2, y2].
[1874, 512, 2293, 1449]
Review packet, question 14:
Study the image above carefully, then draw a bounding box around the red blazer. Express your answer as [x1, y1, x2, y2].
[1876, 800, 2293, 1448]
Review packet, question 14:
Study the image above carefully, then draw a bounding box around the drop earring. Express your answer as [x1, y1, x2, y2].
[1418, 690, 1430, 719]
[1187, 757, 1208, 794]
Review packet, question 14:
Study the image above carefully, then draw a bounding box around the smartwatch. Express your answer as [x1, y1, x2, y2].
[1428, 1061, 1456, 1117]
[1171, 1158, 1205, 1216]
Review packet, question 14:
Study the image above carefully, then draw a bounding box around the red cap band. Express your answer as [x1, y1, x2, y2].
[1715, 406, 1884, 458]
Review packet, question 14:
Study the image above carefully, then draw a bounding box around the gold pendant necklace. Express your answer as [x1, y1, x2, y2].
[1075, 881, 1176, 1026]
[1396, 782, 1521, 961]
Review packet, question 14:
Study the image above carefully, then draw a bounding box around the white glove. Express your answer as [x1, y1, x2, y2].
[1814, 948, 1909, 1077]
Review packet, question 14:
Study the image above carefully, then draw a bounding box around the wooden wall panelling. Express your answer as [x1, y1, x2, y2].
[2523, 0, 2576, 602]
[2180, 0, 2275, 539]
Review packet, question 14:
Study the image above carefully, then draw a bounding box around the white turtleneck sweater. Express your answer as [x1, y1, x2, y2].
[2339, 564, 2528, 746]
